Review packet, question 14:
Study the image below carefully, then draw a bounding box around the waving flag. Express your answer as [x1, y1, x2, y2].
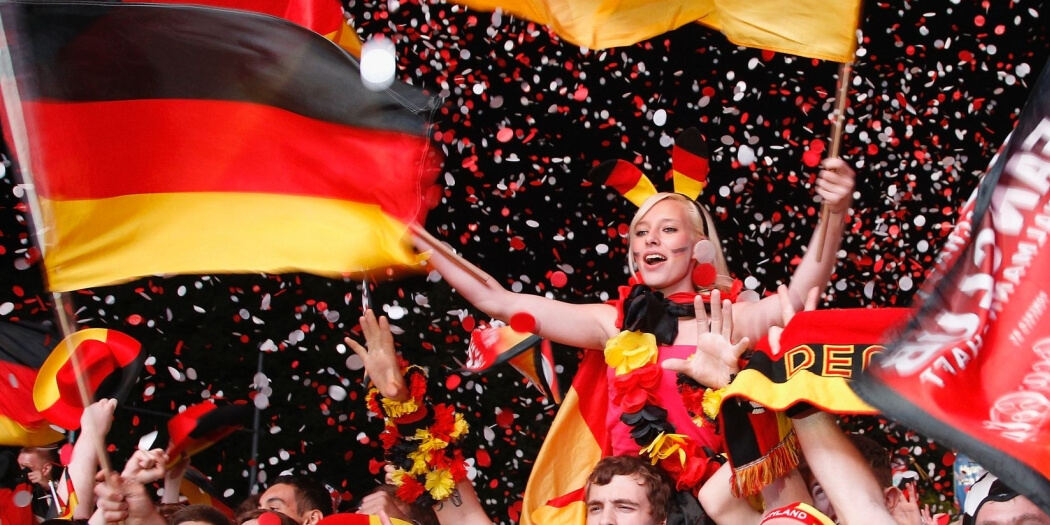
[451, 0, 861, 61]
[463, 322, 563, 404]
[853, 58, 1050, 516]
[0, 321, 64, 447]
[128, 0, 363, 56]
[522, 350, 610, 525]
[2, 1, 439, 292]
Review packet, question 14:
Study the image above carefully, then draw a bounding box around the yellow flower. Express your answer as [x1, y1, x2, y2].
[407, 449, 432, 476]
[702, 387, 727, 421]
[390, 469, 406, 486]
[639, 433, 689, 467]
[451, 413, 469, 440]
[604, 331, 658, 375]
[425, 468, 456, 501]
[381, 397, 420, 418]
[413, 429, 448, 453]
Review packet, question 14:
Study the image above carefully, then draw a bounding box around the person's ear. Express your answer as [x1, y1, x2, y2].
[303, 509, 324, 525]
[41, 463, 52, 477]
[883, 486, 902, 511]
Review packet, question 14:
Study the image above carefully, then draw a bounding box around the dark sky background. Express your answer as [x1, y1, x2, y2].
[2, 0, 1049, 522]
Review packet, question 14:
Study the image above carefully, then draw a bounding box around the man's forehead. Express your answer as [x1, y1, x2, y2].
[262, 483, 296, 502]
[977, 497, 1050, 525]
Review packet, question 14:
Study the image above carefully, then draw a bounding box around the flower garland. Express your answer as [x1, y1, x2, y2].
[367, 366, 470, 506]
[676, 370, 728, 428]
[604, 331, 725, 492]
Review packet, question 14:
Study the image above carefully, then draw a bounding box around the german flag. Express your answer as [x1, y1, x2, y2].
[0, 322, 64, 447]
[522, 350, 610, 525]
[3, 1, 440, 292]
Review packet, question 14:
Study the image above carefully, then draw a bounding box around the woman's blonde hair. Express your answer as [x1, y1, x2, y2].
[627, 192, 735, 293]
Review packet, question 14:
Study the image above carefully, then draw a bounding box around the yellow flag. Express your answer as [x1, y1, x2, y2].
[453, 0, 860, 62]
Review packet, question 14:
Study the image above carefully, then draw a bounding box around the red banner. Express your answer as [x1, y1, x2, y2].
[853, 58, 1050, 515]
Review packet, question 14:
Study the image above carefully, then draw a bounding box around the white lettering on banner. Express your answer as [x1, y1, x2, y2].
[1009, 291, 1050, 346]
[984, 336, 1050, 443]
[1019, 118, 1050, 156]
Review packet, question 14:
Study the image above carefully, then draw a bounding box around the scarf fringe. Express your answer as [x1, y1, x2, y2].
[729, 429, 801, 498]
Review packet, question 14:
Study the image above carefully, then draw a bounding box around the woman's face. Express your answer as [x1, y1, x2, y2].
[631, 198, 699, 294]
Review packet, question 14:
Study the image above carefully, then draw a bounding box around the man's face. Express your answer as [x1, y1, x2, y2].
[17, 449, 52, 487]
[259, 484, 302, 523]
[586, 474, 663, 525]
[976, 496, 1050, 525]
[807, 479, 837, 522]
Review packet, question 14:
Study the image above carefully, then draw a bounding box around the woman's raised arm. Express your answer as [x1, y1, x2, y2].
[413, 231, 618, 350]
[733, 158, 856, 343]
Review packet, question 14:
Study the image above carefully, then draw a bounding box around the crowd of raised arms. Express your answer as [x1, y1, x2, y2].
[8, 154, 1047, 525]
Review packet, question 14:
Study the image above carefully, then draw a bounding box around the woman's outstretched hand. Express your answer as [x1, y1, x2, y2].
[662, 291, 750, 388]
[346, 309, 409, 401]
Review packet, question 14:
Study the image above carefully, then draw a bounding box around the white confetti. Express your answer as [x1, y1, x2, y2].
[360, 37, 397, 91]
[138, 430, 158, 451]
[652, 109, 667, 126]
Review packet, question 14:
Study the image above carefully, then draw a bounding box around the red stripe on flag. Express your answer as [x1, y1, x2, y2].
[545, 487, 586, 508]
[27, 99, 434, 223]
[574, 350, 611, 445]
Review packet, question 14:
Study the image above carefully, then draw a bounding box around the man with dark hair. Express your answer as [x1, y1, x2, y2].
[258, 475, 333, 525]
[963, 473, 1050, 525]
[585, 455, 673, 525]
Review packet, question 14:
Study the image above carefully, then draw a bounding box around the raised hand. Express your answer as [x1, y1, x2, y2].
[346, 309, 408, 401]
[768, 285, 820, 356]
[816, 158, 856, 214]
[662, 291, 750, 389]
[120, 449, 167, 485]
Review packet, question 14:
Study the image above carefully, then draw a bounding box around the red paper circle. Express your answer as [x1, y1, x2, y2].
[550, 271, 568, 288]
[510, 312, 536, 333]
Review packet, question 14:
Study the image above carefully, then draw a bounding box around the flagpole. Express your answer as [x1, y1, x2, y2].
[409, 223, 489, 284]
[247, 351, 264, 495]
[0, 10, 115, 474]
[815, 61, 853, 262]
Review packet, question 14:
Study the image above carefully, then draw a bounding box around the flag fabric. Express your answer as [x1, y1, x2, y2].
[716, 307, 909, 496]
[0, 321, 64, 447]
[450, 0, 860, 61]
[725, 308, 911, 415]
[2, 1, 439, 292]
[463, 323, 563, 404]
[852, 58, 1050, 516]
[126, 0, 363, 57]
[521, 350, 610, 525]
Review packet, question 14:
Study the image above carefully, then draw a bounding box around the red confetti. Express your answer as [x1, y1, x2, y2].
[446, 374, 462, 390]
[127, 314, 143, 325]
[496, 127, 514, 142]
[550, 271, 568, 288]
[510, 312, 536, 333]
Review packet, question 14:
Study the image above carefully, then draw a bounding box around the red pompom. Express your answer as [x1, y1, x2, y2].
[259, 512, 282, 525]
[692, 263, 717, 288]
